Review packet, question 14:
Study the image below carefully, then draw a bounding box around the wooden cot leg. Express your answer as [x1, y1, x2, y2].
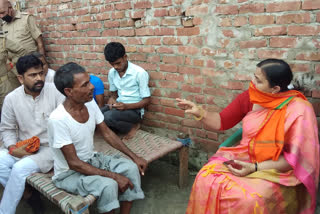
[178, 146, 189, 188]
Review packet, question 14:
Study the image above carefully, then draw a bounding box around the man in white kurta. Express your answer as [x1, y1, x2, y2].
[0, 54, 64, 214]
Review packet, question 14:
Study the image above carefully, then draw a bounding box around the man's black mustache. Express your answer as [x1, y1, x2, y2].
[35, 81, 44, 85]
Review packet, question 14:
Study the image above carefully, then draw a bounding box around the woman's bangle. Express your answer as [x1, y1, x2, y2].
[254, 162, 258, 171]
[193, 106, 205, 121]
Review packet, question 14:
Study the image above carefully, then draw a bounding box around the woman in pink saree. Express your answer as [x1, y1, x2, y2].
[177, 59, 319, 214]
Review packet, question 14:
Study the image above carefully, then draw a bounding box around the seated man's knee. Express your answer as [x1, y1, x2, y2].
[122, 161, 140, 178]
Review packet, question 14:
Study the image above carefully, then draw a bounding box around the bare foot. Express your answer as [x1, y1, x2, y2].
[123, 123, 140, 140]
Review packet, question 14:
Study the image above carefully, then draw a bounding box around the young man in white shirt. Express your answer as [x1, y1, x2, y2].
[103, 42, 151, 139]
[49, 62, 147, 214]
[0, 54, 65, 214]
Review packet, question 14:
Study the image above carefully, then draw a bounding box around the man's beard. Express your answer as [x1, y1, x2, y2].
[2, 15, 13, 23]
[26, 80, 44, 93]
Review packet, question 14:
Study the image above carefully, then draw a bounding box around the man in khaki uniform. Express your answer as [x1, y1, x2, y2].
[0, 0, 47, 73]
[0, 31, 26, 111]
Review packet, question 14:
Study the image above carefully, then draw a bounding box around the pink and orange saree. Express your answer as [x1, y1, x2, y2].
[186, 96, 319, 214]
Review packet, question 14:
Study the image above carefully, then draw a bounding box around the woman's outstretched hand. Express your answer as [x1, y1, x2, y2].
[176, 98, 202, 117]
[226, 160, 255, 177]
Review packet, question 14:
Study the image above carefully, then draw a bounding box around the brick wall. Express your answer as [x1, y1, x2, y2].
[17, 0, 320, 168]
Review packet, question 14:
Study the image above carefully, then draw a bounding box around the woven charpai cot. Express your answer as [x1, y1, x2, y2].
[26, 130, 185, 214]
[94, 130, 184, 162]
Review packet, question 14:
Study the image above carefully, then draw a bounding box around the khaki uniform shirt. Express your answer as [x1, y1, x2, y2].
[0, 33, 27, 107]
[2, 10, 42, 60]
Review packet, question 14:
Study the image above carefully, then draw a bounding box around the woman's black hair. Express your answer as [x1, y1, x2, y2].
[257, 59, 293, 92]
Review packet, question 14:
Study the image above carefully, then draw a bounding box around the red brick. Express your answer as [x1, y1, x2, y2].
[154, 28, 175, 36]
[134, 1, 152, 9]
[149, 71, 165, 80]
[288, 26, 319, 36]
[154, 9, 168, 17]
[164, 107, 185, 117]
[75, 8, 89, 16]
[233, 16, 247, 26]
[135, 28, 154, 36]
[266, 1, 301, 12]
[147, 56, 160, 63]
[181, 84, 202, 93]
[316, 65, 320, 74]
[163, 37, 183, 45]
[221, 81, 244, 90]
[203, 88, 226, 96]
[257, 50, 287, 59]
[115, 2, 132, 10]
[156, 47, 174, 54]
[129, 53, 146, 61]
[161, 18, 180, 26]
[195, 129, 206, 138]
[178, 66, 201, 75]
[99, 4, 113, 12]
[186, 5, 208, 16]
[138, 46, 155, 53]
[215, 5, 238, 14]
[193, 59, 204, 67]
[86, 30, 100, 37]
[239, 40, 267, 48]
[255, 26, 287, 36]
[163, 56, 184, 64]
[160, 99, 176, 107]
[158, 81, 179, 89]
[290, 63, 310, 73]
[296, 52, 320, 61]
[159, 64, 178, 73]
[194, 94, 205, 103]
[168, 7, 182, 16]
[191, 37, 203, 47]
[182, 119, 202, 128]
[312, 90, 320, 98]
[249, 15, 275, 25]
[154, 0, 172, 8]
[118, 29, 135, 37]
[178, 46, 199, 55]
[312, 102, 320, 116]
[83, 53, 97, 60]
[219, 17, 232, 27]
[222, 30, 235, 38]
[302, 0, 320, 10]
[177, 27, 200, 36]
[137, 63, 157, 71]
[112, 11, 125, 19]
[104, 20, 120, 28]
[239, 3, 264, 13]
[317, 12, 320, 22]
[270, 37, 297, 48]
[102, 29, 117, 36]
[89, 7, 99, 14]
[145, 38, 161, 45]
[165, 73, 184, 82]
[276, 13, 311, 24]
[207, 131, 218, 140]
[120, 19, 135, 27]
[130, 10, 146, 19]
